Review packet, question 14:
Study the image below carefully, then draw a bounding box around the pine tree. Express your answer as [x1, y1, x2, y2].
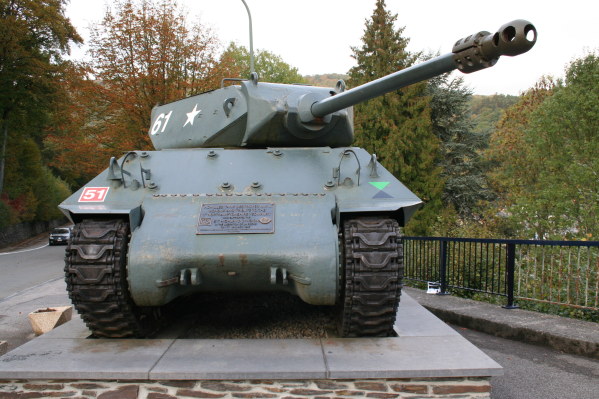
[348, 0, 442, 235]
[427, 74, 494, 220]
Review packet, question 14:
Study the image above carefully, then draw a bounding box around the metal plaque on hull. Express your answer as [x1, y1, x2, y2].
[196, 203, 275, 234]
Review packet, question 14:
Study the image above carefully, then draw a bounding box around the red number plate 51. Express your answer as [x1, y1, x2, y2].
[78, 187, 110, 202]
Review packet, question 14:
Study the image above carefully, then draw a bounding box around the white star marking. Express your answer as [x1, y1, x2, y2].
[184, 104, 201, 127]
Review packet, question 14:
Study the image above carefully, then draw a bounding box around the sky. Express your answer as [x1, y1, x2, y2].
[65, 0, 599, 95]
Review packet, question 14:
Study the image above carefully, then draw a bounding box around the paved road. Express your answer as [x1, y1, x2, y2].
[0, 238, 70, 352]
[453, 325, 599, 399]
[0, 241, 66, 300]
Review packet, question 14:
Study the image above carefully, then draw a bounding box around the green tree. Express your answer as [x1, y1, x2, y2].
[222, 43, 306, 84]
[485, 77, 555, 238]
[485, 52, 599, 240]
[514, 54, 599, 239]
[348, 0, 442, 235]
[428, 75, 494, 221]
[0, 0, 80, 225]
[0, 0, 81, 195]
[2, 138, 42, 222]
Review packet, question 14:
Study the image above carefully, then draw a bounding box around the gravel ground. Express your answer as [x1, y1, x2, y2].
[178, 292, 339, 339]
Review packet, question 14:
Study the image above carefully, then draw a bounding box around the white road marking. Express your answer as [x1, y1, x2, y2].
[0, 244, 49, 256]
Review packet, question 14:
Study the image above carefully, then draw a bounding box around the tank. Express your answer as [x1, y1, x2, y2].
[60, 20, 537, 338]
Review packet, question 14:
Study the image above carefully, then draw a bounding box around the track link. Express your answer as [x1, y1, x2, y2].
[339, 217, 403, 337]
[64, 219, 159, 338]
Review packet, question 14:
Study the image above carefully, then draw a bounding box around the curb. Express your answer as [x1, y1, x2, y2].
[403, 287, 599, 359]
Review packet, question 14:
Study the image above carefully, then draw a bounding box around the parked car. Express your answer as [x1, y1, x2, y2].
[49, 227, 71, 245]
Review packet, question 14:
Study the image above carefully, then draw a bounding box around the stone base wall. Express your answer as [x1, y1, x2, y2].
[0, 378, 491, 399]
[0, 218, 67, 248]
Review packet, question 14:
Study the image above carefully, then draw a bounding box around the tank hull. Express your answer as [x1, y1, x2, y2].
[127, 193, 339, 306]
[60, 147, 421, 307]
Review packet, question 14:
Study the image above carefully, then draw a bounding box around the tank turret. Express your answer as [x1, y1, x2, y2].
[60, 19, 537, 338]
[149, 19, 536, 150]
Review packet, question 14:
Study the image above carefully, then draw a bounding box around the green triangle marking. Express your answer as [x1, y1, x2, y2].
[369, 181, 390, 190]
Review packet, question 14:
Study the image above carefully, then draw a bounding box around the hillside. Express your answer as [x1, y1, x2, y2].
[469, 94, 518, 135]
[303, 73, 349, 87]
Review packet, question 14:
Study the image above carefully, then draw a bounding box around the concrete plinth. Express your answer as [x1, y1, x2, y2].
[0, 293, 501, 381]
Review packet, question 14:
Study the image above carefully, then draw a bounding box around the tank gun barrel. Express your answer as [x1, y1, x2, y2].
[308, 19, 536, 120]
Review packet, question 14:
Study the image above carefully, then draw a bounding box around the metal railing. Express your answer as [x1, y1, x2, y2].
[403, 237, 599, 311]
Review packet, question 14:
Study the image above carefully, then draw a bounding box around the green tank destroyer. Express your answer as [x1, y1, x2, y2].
[60, 19, 537, 337]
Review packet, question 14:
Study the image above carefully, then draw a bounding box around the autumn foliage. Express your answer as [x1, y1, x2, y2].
[46, 0, 241, 185]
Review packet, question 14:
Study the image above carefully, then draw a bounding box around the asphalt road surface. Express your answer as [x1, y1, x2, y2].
[0, 237, 598, 398]
[0, 240, 66, 300]
[452, 325, 599, 399]
[0, 236, 70, 351]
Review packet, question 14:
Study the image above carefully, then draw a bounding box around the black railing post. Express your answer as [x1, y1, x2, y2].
[438, 239, 450, 295]
[503, 242, 519, 309]
[403, 236, 597, 312]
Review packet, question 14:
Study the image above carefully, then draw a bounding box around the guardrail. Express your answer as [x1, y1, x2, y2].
[402, 237, 599, 311]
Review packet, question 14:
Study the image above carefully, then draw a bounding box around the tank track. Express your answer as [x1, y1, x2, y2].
[64, 219, 159, 338]
[339, 217, 403, 337]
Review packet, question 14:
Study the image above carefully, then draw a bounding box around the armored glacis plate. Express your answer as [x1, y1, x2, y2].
[196, 203, 275, 234]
